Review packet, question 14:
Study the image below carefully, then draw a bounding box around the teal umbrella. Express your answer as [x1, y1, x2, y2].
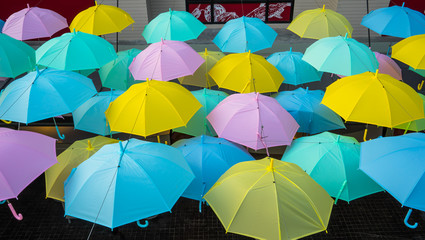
[0, 33, 35, 78]
[282, 132, 383, 203]
[409, 66, 425, 77]
[142, 9, 206, 43]
[36, 31, 117, 71]
[99, 48, 142, 91]
[173, 88, 228, 137]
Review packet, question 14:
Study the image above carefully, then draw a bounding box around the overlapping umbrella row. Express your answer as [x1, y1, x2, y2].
[2, 2, 425, 239]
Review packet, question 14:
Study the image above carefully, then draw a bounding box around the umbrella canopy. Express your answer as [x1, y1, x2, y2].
[410, 66, 425, 77]
[321, 70, 424, 128]
[178, 49, 224, 88]
[0, 128, 57, 201]
[213, 16, 277, 53]
[45, 136, 119, 202]
[267, 48, 323, 85]
[99, 48, 141, 91]
[64, 139, 194, 229]
[172, 135, 254, 201]
[0, 19, 4, 32]
[273, 88, 345, 134]
[392, 34, 425, 70]
[207, 92, 299, 151]
[73, 90, 124, 136]
[105, 80, 202, 137]
[282, 132, 383, 203]
[361, 3, 425, 38]
[129, 39, 205, 81]
[204, 157, 333, 240]
[208, 51, 283, 93]
[287, 5, 353, 39]
[302, 35, 379, 76]
[0, 33, 35, 78]
[394, 93, 425, 132]
[36, 31, 117, 71]
[174, 88, 228, 137]
[2, 4, 68, 40]
[0, 68, 97, 124]
[142, 9, 206, 43]
[69, 1, 134, 35]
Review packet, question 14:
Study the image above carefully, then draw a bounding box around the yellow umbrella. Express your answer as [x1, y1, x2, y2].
[321, 70, 424, 128]
[392, 34, 425, 70]
[69, 1, 134, 35]
[203, 157, 333, 240]
[45, 136, 119, 201]
[394, 93, 425, 132]
[287, 5, 353, 40]
[178, 48, 224, 88]
[208, 51, 283, 93]
[105, 80, 202, 137]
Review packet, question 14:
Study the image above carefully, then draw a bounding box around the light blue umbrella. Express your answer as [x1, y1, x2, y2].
[36, 31, 117, 71]
[302, 34, 379, 76]
[267, 48, 323, 85]
[0, 68, 96, 124]
[73, 90, 124, 136]
[361, 3, 425, 38]
[282, 132, 383, 203]
[0, 33, 35, 78]
[273, 88, 345, 134]
[142, 9, 206, 43]
[360, 133, 425, 228]
[213, 16, 277, 53]
[173, 88, 228, 137]
[99, 48, 142, 91]
[64, 139, 194, 229]
[172, 135, 254, 210]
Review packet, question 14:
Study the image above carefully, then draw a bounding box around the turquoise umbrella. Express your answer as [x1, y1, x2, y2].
[282, 132, 383, 203]
[173, 88, 228, 137]
[0, 33, 35, 78]
[72, 90, 124, 136]
[36, 31, 117, 71]
[302, 34, 378, 76]
[142, 9, 206, 43]
[99, 48, 142, 91]
[64, 139, 194, 229]
[273, 88, 345, 134]
[267, 48, 323, 85]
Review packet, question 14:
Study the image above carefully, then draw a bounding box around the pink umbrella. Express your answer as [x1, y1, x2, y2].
[2, 4, 68, 41]
[129, 39, 205, 81]
[0, 128, 57, 220]
[206, 92, 299, 154]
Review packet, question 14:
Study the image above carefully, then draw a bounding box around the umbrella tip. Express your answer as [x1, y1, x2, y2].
[205, 48, 208, 55]
[402, 2, 405, 8]
[322, 5, 325, 11]
[374, 69, 379, 77]
[27, 3, 30, 9]
[344, 33, 348, 39]
[86, 140, 94, 151]
[267, 157, 274, 171]
[95, 1, 98, 6]
[169, 8, 172, 12]
[289, 47, 292, 52]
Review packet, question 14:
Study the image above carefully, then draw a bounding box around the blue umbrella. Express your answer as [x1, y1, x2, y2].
[213, 16, 277, 53]
[0, 19, 4, 32]
[64, 139, 194, 229]
[172, 135, 254, 211]
[267, 48, 323, 85]
[72, 90, 124, 136]
[273, 88, 345, 134]
[361, 3, 425, 38]
[360, 133, 425, 228]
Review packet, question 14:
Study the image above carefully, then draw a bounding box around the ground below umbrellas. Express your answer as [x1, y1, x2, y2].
[1, 145, 425, 240]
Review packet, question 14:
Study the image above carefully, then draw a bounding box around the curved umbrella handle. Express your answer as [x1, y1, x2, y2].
[363, 129, 371, 142]
[1, 119, 11, 124]
[137, 220, 149, 228]
[52, 117, 65, 140]
[0, 200, 5, 204]
[8, 202, 23, 220]
[404, 208, 418, 229]
[418, 80, 424, 91]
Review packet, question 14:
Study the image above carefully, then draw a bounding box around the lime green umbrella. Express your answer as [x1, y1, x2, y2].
[174, 88, 228, 136]
[395, 93, 425, 132]
[99, 48, 141, 91]
[0, 33, 35, 78]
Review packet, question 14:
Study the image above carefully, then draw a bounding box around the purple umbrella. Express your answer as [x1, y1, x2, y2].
[2, 4, 68, 41]
[0, 128, 57, 220]
[129, 39, 205, 81]
[207, 92, 299, 154]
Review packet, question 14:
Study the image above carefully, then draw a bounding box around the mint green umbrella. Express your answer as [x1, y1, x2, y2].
[0, 33, 35, 78]
[99, 48, 141, 91]
[282, 132, 383, 203]
[174, 88, 228, 137]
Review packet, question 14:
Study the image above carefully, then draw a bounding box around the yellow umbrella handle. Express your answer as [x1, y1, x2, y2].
[418, 80, 424, 90]
[363, 128, 371, 142]
[1, 120, 11, 124]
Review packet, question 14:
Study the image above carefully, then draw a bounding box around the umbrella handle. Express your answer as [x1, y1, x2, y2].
[0, 200, 5, 204]
[363, 129, 371, 142]
[1, 119, 11, 124]
[404, 209, 418, 229]
[418, 80, 424, 91]
[52, 117, 65, 140]
[137, 220, 149, 228]
[8, 202, 23, 220]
